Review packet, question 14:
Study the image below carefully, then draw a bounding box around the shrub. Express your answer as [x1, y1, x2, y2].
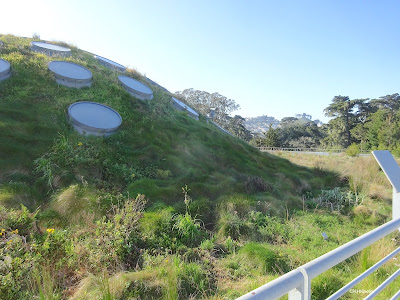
[245, 176, 271, 193]
[200, 239, 215, 252]
[346, 143, 360, 157]
[216, 211, 246, 240]
[217, 194, 256, 219]
[252, 213, 290, 244]
[183, 198, 214, 227]
[73, 194, 147, 272]
[173, 213, 205, 248]
[0, 235, 39, 300]
[313, 187, 360, 213]
[2, 204, 39, 236]
[140, 207, 176, 250]
[177, 262, 215, 298]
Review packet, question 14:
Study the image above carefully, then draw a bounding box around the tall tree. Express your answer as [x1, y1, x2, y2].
[175, 88, 240, 126]
[263, 124, 280, 147]
[226, 115, 252, 141]
[324, 96, 359, 147]
[277, 120, 325, 148]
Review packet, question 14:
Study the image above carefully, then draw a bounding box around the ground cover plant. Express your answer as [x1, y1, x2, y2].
[0, 35, 398, 299]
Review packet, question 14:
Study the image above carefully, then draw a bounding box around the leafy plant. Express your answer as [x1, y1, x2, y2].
[313, 187, 361, 213]
[173, 213, 204, 247]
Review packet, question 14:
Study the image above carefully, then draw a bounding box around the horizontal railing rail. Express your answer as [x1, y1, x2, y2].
[326, 246, 400, 299]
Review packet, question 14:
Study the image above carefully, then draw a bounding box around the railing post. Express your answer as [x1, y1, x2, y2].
[289, 267, 311, 300]
[372, 150, 400, 224]
[289, 287, 303, 300]
[393, 188, 400, 221]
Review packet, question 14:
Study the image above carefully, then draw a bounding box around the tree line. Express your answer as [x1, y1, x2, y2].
[252, 93, 400, 152]
[323, 94, 400, 151]
[176, 88, 400, 153]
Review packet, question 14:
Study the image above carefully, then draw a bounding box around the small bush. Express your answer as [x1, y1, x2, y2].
[217, 194, 256, 219]
[156, 169, 172, 179]
[140, 207, 177, 250]
[245, 176, 270, 194]
[346, 143, 360, 157]
[216, 211, 246, 240]
[173, 213, 205, 248]
[200, 239, 215, 252]
[73, 194, 147, 273]
[252, 213, 289, 244]
[313, 187, 360, 213]
[178, 262, 215, 298]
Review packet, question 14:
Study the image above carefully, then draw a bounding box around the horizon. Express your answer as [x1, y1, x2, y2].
[2, 1, 400, 123]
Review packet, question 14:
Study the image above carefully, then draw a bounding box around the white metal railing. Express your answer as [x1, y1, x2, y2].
[237, 150, 400, 300]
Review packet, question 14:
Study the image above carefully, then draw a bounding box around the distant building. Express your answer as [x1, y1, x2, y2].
[244, 115, 280, 135]
[313, 119, 324, 127]
[295, 113, 312, 121]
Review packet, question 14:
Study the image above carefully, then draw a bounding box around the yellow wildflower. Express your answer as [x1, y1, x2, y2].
[78, 142, 83, 146]
[1, 228, 5, 232]
[47, 228, 55, 234]
[12, 229, 18, 234]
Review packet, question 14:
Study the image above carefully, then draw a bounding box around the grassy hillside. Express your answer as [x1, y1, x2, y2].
[0, 34, 398, 299]
[0, 34, 329, 215]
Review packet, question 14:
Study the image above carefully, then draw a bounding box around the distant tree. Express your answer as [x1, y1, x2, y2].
[350, 99, 375, 148]
[280, 117, 298, 127]
[324, 96, 360, 147]
[227, 115, 252, 141]
[263, 124, 280, 147]
[354, 99, 375, 123]
[175, 88, 240, 127]
[249, 136, 265, 148]
[277, 121, 325, 148]
[364, 108, 400, 150]
[323, 94, 400, 150]
[295, 113, 312, 120]
[370, 93, 400, 113]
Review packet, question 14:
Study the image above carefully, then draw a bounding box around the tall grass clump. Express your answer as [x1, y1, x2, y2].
[238, 243, 290, 275]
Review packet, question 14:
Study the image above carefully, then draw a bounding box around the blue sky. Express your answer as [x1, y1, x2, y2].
[2, 0, 400, 122]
